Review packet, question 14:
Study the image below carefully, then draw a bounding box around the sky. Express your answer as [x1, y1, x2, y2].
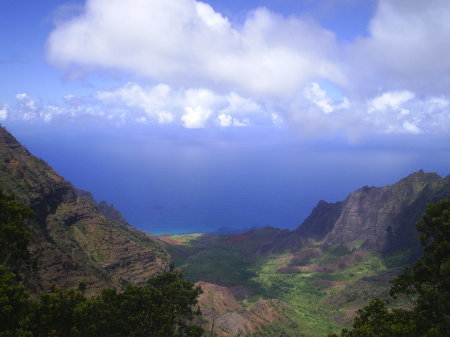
[1, 0, 450, 234]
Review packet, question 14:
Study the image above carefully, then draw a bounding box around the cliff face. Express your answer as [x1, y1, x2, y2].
[0, 127, 171, 294]
[293, 170, 450, 254]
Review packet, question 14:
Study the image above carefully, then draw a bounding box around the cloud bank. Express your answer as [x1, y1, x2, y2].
[8, 0, 450, 137]
[347, 0, 450, 97]
[6, 83, 449, 138]
[47, 0, 342, 97]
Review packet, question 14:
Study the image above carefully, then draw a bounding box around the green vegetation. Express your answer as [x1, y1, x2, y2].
[167, 235, 341, 335]
[110, 220, 168, 260]
[0, 191, 203, 337]
[168, 234, 258, 287]
[250, 255, 339, 336]
[383, 248, 416, 269]
[23, 272, 203, 337]
[0, 190, 33, 270]
[0, 264, 30, 336]
[330, 197, 450, 337]
[164, 229, 409, 336]
[170, 233, 204, 244]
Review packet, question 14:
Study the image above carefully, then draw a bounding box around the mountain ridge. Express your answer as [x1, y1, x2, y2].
[307, 170, 449, 250]
[0, 126, 171, 294]
[256, 170, 450, 256]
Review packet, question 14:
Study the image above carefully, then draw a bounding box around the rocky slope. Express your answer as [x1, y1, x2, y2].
[0, 126, 171, 294]
[197, 282, 293, 336]
[268, 170, 450, 255]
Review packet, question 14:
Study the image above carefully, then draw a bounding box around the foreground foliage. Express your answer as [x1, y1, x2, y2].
[330, 197, 450, 337]
[24, 272, 203, 337]
[0, 190, 33, 270]
[0, 270, 204, 337]
[0, 190, 204, 337]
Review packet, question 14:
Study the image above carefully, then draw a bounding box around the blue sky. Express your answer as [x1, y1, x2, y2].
[1, 0, 450, 233]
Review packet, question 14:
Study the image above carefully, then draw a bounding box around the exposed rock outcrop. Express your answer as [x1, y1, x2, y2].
[197, 282, 291, 336]
[289, 170, 450, 255]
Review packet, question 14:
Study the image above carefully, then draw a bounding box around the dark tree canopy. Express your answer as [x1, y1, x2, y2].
[24, 272, 203, 337]
[0, 264, 31, 337]
[91, 272, 204, 337]
[0, 190, 33, 269]
[0, 191, 204, 337]
[0, 191, 33, 336]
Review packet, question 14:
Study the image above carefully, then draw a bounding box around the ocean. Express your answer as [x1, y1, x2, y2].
[8, 122, 448, 234]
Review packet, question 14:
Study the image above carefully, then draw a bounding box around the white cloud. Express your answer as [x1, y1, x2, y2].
[4, 80, 450, 137]
[29, 0, 450, 136]
[64, 94, 76, 101]
[95, 83, 265, 128]
[0, 106, 8, 121]
[51, 0, 448, 100]
[220, 92, 262, 116]
[426, 97, 449, 110]
[16, 93, 37, 110]
[402, 121, 421, 134]
[217, 113, 249, 127]
[304, 82, 336, 114]
[347, 0, 450, 96]
[47, 0, 342, 96]
[217, 113, 232, 127]
[181, 89, 217, 128]
[4, 93, 94, 123]
[97, 82, 175, 124]
[362, 90, 450, 135]
[368, 91, 415, 113]
[271, 113, 283, 126]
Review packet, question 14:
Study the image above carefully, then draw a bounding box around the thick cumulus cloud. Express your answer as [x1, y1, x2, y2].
[47, 0, 342, 96]
[44, 0, 450, 136]
[348, 0, 450, 97]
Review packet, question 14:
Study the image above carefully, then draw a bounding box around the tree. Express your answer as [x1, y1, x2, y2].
[330, 197, 450, 337]
[92, 272, 204, 337]
[26, 285, 90, 337]
[0, 190, 33, 336]
[389, 196, 450, 336]
[0, 190, 33, 270]
[0, 265, 31, 337]
[0, 190, 204, 337]
[329, 299, 416, 337]
[25, 272, 204, 337]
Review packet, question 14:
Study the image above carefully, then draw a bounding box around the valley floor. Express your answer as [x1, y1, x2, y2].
[157, 230, 408, 337]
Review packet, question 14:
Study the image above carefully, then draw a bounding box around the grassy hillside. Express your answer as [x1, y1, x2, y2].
[163, 232, 409, 337]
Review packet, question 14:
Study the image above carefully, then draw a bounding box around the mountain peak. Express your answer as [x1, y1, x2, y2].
[281, 170, 450, 255]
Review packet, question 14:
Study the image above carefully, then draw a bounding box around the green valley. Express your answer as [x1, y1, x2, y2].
[1, 125, 450, 337]
[162, 231, 409, 336]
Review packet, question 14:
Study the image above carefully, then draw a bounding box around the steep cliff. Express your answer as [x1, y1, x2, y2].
[0, 127, 171, 294]
[294, 170, 450, 254]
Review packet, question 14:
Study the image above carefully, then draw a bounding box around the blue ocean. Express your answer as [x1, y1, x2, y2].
[9, 123, 448, 234]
